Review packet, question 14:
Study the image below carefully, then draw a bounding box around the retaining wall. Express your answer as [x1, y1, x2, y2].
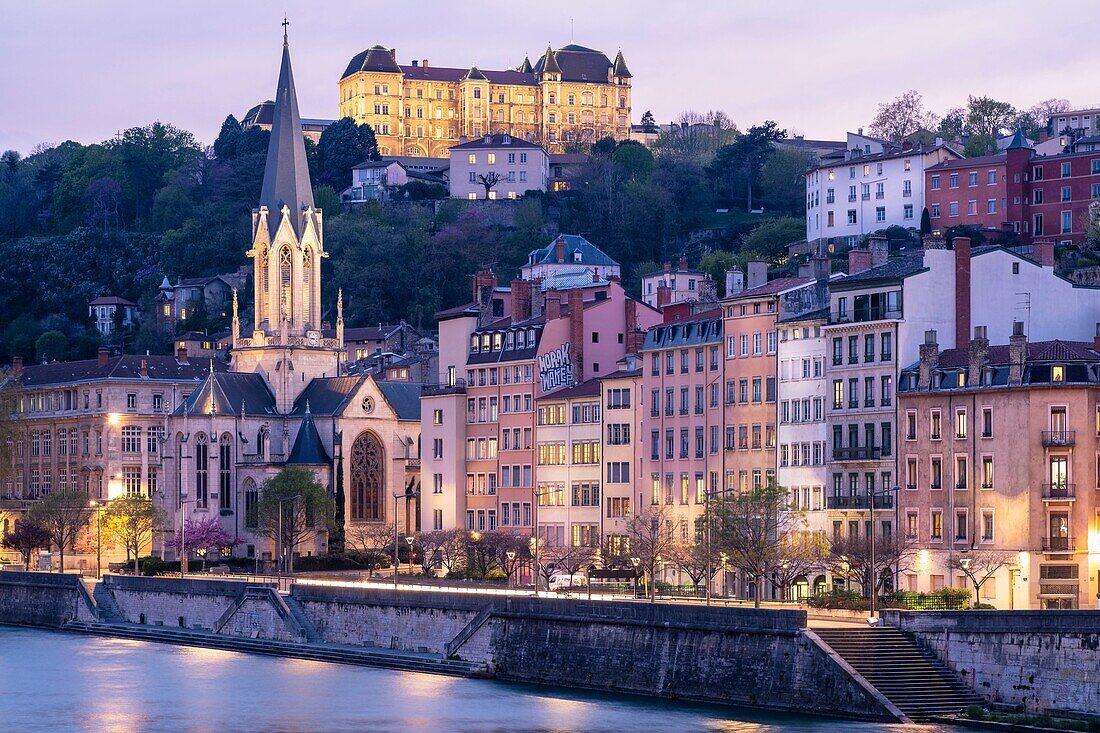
[102, 575, 277, 631]
[0, 572, 96, 627]
[885, 610, 1100, 715]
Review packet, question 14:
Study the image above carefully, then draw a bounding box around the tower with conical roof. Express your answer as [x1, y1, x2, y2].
[234, 25, 344, 413]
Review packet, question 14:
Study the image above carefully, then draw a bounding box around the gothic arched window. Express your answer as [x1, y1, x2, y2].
[350, 432, 384, 521]
[219, 433, 232, 510]
[243, 477, 259, 529]
[279, 245, 293, 322]
[194, 432, 209, 509]
[302, 246, 313, 322]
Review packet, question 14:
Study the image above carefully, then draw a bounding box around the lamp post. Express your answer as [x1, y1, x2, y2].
[88, 500, 103, 578]
[178, 497, 198, 577]
[405, 535, 415, 578]
[630, 556, 641, 599]
[506, 550, 516, 587]
[866, 484, 900, 625]
[393, 484, 420, 590]
[704, 486, 736, 605]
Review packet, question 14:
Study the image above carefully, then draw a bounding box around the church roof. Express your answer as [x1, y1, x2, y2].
[377, 380, 422, 421]
[287, 408, 330, 465]
[175, 372, 277, 417]
[290, 376, 364, 416]
[259, 32, 314, 236]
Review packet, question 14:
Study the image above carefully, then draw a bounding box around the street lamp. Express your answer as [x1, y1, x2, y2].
[405, 535, 415, 577]
[866, 484, 900, 625]
[506, 550, 516, 587]
[88, 500, 104, 578]
[630, 556, 641, 598]
[393, 484, 420, 589]
[178, 497, 198, 577]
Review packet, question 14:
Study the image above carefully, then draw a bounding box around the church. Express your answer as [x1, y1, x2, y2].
[158, 31, 422, 566]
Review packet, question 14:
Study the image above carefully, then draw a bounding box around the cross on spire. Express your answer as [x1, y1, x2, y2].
[282, 17, 289, 43]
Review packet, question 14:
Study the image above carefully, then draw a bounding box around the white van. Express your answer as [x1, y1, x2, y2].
[548, 573, 587, 591]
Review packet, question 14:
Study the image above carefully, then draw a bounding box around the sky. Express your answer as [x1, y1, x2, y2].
[2, 0, 1098, 154]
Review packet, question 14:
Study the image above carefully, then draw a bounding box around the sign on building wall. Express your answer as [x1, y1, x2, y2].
[538, 344, 574, 393]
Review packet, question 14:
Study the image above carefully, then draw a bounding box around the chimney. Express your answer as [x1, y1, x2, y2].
[473, 269, 498, 326]
[1094, 323, 1100, 354]
[967, 325, 988, 386]
[725, 268, 745, 296]
[140, 358, 149, 378]
[848, 247, 872, 275]
[624, 298, 643, 354]
[935, 136, 943, 146]
[678, 257, 688, 271]
[176, 346, 188, 364]
[922, 233, 946, 250]
[98, 347, 109, 367]
[811, 253, 831, 284]
[511, 279, 532, 322]
[567, 289, 584, 383]
[954, 237, 972, 349]
[747, 260, 768, 290]
[1008, 321, 1027, 386]
[656, 284, 671, 307]
[545, 292, 561, 320]
[797, 263, 812, 278]
[412, 60, 418, 67]
[857, 127, 863, 136]
[1032, 240, 1055, 267]
[12, 356, 22, 375]
[555, 236, 566, 263]
[868, 235, 889, 267]
[917, 330, 939, 389]
[423, 59, 429, 69]
[663, 262, 671, 273]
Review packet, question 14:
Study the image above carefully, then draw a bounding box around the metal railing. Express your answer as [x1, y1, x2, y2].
[826, 494, 893, 510]
[832, 446, 881, 461]
[1042, 482, 1075, 499]
[1042, 430, 1075, 447]
[1041, 536, 1074, 552]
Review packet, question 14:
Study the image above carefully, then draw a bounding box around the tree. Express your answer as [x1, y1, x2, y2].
[769, 532, 827, 601]
[29, 489, 95, 573]
[627, 505, 678, 601]
[35, 330, 69, 363]
[345, 521, 393, 577]
[710, 479, 805, 608]
[824, 532, 917, 598]
[415, 529, 460, 576]
[670, 534, 718, 595]
[706, 121, 786, 211]
[316, 117, 380, 190]
[591, 136, 617, 158]
[167, 516, 238, 571]
[936, 108, 965, 141]
[699, 250, 738, 296]
[758, 147, 812, 215]
[964, 95, 1018, 140]
[103, 497, 166, 575]
[465, 531, 500, 578]
[212, 115, 243, 162]
[920, 207, 932, 238]
[868, 90, 938, 143]
[1, 520, 51, 570]
[436, 528, 467, 576]
[484, 531, 530, 584]
[476, 172, 502, 199]
[312, 185, 342, 215]
[611, 140, 654, 181]
[1022, 98, 1071, 137]
[948, 550, 1016, 606]
[256, 467, 334, 574]
[741, 217, 805, 261]
[640, 110, 657, 134]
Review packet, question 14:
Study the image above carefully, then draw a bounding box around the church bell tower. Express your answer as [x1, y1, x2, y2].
[232, 25, 344, 413]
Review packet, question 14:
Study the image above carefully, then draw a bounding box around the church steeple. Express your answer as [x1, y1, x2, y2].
[259, 24, 314, 237]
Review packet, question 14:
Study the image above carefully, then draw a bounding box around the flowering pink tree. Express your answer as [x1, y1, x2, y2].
[168, 516, 239, 570]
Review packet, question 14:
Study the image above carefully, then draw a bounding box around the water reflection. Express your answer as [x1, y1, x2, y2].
[0, 627, 962, 733]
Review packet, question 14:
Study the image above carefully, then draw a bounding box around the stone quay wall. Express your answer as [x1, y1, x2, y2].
[885, 610, 1100, 715]
[0, 571, 97, 627]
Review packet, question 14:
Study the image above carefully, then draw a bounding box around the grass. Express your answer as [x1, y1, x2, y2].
[965, 705, 1100, 731]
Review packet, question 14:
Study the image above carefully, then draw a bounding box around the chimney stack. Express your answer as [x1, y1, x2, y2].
[918, 330, 939, 389]
[176, 346, 189, 364]
[848, 247, 873, 275]
[868, 235, 889, 267]
[967, 325, 988, 387]
[747, 260, 768, 290]
[473, 269, 498, 326]
[678, 257, 688, 271]
[98, 347, 109, 368]
[663, 262, 671, 273]
[422, 59, 429, 69]
[624, 298, 644, 354]
[545, 292, 561, 320]
[656, 284, 671, 307]
[567, 289, 584, 383]
[140, 358, 149, 378]
[954, 237, 972, 349]
[510, 279, 532, 323]
[12, 356, 22, 375]
[725, 268, 745, 296]
[1032, 240, 1055, 267]
[555, 235, 566, 263]
[1008, 321, 1027, 386]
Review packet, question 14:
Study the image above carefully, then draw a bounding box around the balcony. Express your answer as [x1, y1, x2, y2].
[1042, 482, 1075, 500]
[848, 195, 857, 202]
[1042, 430, 1075, 447]
[1041, 536, 1074, 552]
[832, 446, 882, 461]
[902, 189, 912, 197]
[422, 380, 467, 397]
[826, 494, 894, 510]
[875, 192, 885, 199]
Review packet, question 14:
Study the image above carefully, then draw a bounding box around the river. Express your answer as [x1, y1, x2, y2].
[0, 626, 965, 732]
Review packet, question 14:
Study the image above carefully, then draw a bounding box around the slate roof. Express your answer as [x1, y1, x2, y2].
[534, 44, 613, 83]
[376, 380, 422, 421]
[259, 34, 315, 234]
[517, 56, 533, 73]
[539, 268, 609, 291]
[926, 153, 1006, 171]
[242, 100, 275, 127]
[725, 276, 812, 300]
[642, 311, 723, 350]
[900, 340, 1100, 391]
[599, 367, 642, 380]
[463, 66, 488, 81]
[290, 376, 364, 416]
[450, 134, 544, 150]
[342, 45, 402, 77]
[176, 372, 277, 417]
[434, 301, 479, 321]
[287, 409, 330, 465]
[612, 50, 632, 78]
[526, 234, 618, 267]
[830, 255, 928, 290]
[810, 143, 958, 173]
[89, 296, 137, 306]
[19, 355, 223, 388]
[542, 378, 602, 400]
[777, 306, 830, 325]
[933, 340, 1100, 369]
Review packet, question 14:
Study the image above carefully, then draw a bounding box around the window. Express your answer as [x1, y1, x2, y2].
[981, 511, 994, 542]
[121, 426, 141, 453]
[930, 457, 942, 490]
[955, 409, 967, 439]
[931, 511, 943, 540]
[930, 410, 942, 440]
[931, 175, 940, 190]
[981, 456, 994, 488]
[982, 407, 993, 437]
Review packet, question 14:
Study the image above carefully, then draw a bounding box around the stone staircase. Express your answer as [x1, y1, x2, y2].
[63, 621, 485, 676]
[814, 627, 983, 720]
[282, 595, 322, 644]
[91, 584, 124, 623]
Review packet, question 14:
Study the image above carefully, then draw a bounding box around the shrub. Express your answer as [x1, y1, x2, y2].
[806, 589, 869, 610]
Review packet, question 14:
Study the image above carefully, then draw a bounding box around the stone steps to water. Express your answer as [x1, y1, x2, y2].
[815, 628, 983, 721]
[91, 585, 124, 623]
[281, 595, 323, 644]
[63, 621, 484, 677]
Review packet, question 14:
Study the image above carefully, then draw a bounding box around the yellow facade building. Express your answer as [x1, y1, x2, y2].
[338, 43, 632, 157]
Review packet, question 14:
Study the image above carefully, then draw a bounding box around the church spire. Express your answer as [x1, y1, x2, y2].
[260, 21, 314, 236]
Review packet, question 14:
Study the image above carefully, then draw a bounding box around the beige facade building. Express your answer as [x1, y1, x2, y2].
[338, 43, 632, 157]
[898, 325, 1100, 610]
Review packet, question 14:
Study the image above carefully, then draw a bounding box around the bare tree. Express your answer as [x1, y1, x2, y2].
[484, 531, 530, 585]
[1, 519, 51, 570]
[437, 528, 467, 576]
[346, 522, 394, 577]
[1028, 98, 1072, 128]
[670, 534, 718, 596]
[29, 489, 95, 573]
[824, 533, 917, 598]
[948, 549, 1016, 605]
[415, 529, 456, 576]
[476, 172, 502, 199]
[627, 505, 678, 601]
[868, 90, 938, 143]
[769, 531, 828, 601]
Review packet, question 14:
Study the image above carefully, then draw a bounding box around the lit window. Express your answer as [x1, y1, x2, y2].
[467, 154, 476, 164]
[1052, 365, 1065, 382]
[487, 153, 496, 164]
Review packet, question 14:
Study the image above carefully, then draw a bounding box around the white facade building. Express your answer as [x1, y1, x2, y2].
[448, 134, 550, 200]
[805, 132, 959, 250]
[641, 261, 717, 309]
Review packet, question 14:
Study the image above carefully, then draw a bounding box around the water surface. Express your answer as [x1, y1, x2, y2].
[0, 626, 964, 733]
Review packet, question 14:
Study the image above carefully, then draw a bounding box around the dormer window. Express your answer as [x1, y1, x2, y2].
[573, 250, 582, 263]
[470, 335, 479, 352]
[1052, 365, 1065, 382]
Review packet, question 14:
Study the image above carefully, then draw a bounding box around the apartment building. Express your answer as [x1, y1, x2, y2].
[600, 359, 642, 555]
[897, 324, 1100, 609]
[447, 134, 550, 199]
[805, 131, 959, 250]
[640, 260, 717, 310]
